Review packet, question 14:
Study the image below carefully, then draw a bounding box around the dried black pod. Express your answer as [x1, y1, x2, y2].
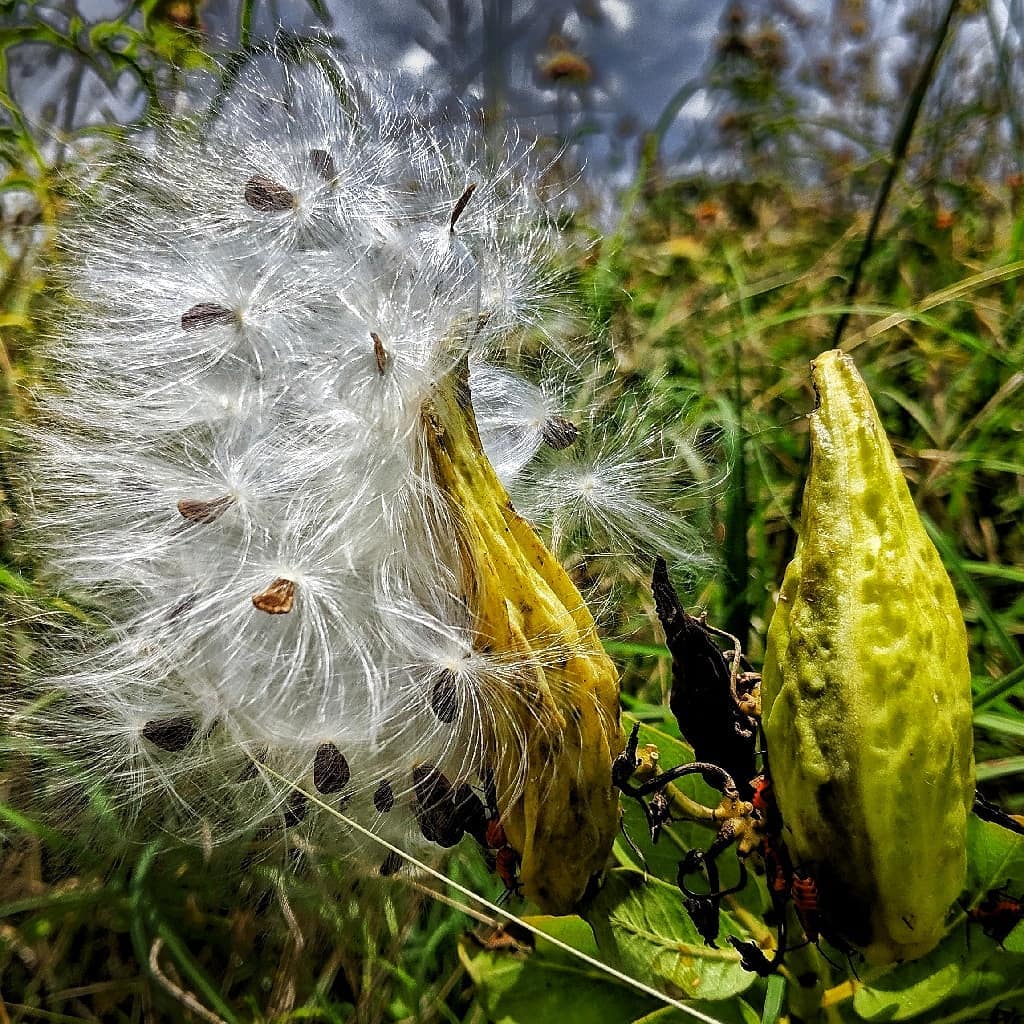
[653, 557, 756, 796]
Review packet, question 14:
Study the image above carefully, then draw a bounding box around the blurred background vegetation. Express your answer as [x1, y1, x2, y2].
[0, 0, 1022, 1021]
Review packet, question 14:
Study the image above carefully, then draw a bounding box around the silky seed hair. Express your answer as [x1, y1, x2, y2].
[14, 47, 706, 868]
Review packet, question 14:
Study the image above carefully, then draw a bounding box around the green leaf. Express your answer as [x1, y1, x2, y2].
[966, 815, 1024, 893]
[852, 937, 971, 1021]
[583, 870, 755, 1001]
[460, 915, 659, 1024]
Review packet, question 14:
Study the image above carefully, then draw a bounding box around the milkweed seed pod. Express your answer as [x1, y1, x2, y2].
[14, 48, 697, 906]
[761, 349, 974, 965]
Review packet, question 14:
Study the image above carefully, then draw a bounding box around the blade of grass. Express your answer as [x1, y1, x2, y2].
[923, 514, 1023, 669]
[849, 258, 1024, 350]
[976, 756, 1024, 783]
[0, 802, 67, 844]
[127, 844, 240, 1024]
[960, 562, 1024, 585]
[153, 919, 240, 1024]
[762, 974, 786, 1024]
[0, 887, 102, 919]
[723, 249, 753, 648]
[974, 711, 1024, 740]
[602, 639, 670, 659]
[974, 665, 1024, 710]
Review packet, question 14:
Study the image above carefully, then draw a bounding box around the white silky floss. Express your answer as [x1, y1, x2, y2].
[23, 50, 702, 868]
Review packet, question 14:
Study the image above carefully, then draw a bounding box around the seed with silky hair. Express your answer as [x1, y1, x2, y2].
[313, 742, 350, 794]
[283, 791, 308, 827]
[252, 578, 296, 614]
[373, 779, 395, 813]
[142, 716, 197, 752]
[177, 495, 233, 525]
[542, 416, 579, 451]
[429, 671, 459, 723]
[379, 851, 403, 876]
[181, 302, 236, 332]
[244, 174, 295, 212]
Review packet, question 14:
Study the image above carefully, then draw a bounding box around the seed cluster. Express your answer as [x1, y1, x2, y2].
[19, 50, 703, 872]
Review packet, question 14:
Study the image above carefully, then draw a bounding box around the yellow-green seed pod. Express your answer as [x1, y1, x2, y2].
[762, 349, 974, 966]
[425, 367, 623, 914]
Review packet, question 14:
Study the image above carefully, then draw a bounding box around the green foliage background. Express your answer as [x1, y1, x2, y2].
[0, 2, 1022, 1022]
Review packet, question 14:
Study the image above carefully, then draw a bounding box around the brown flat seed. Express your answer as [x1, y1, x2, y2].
[373, 779, 395, 813]
[245, 174, 296, 212]
[309, 148, 337, 181]
[142, 716, 197, 752]
[450, 182, 477, 230]
[252, 578, 296, 614]
[177, 495, 234, 525]
[370, 331, 388, 375]
[429, 671, 459, 724]
[379, 851, 403, 876]
[313, 742, 351, 794]
[283, 791, 308, 827]
[541, 416, 579, 451]
[181, 302, 236, 332]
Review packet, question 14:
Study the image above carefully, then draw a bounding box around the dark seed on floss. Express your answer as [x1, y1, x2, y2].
[473, 311, 491, 337]
[252, 578, 296, 614]
[541, 416, 579, 451]
[244, 174, 296, 212]
[379, 851, 403, 877]
[429, 671, 459, 724]
[432, 813, 465, 848]
[309, 148, 337, 181]
[283, 791, 309, 827]
[412, 764, 452, 809]
[238, 745, 268, 782]
[181, 302, 236, 332]
[373, 779, 395, 813]
[313, 742, 350, 794]
[412, 766, 464, 847]
[449, 182, 477, 230]
[370, 331, 388, 376]
[167, 592, 199, 620]
[142, 716, 197, 752]
[176, 495, 233, 525]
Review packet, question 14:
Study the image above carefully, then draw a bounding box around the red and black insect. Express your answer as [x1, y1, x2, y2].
[459, 768, 523, 900]
[790, 868, 823, 945]
[760, 833, 792, 909]
[494, 845, 523, 900]
[748, 770, 792, 917]
[750, 774, 782, 834]
[481, 770, 522, 899]
[969, 886, 1024, 946]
